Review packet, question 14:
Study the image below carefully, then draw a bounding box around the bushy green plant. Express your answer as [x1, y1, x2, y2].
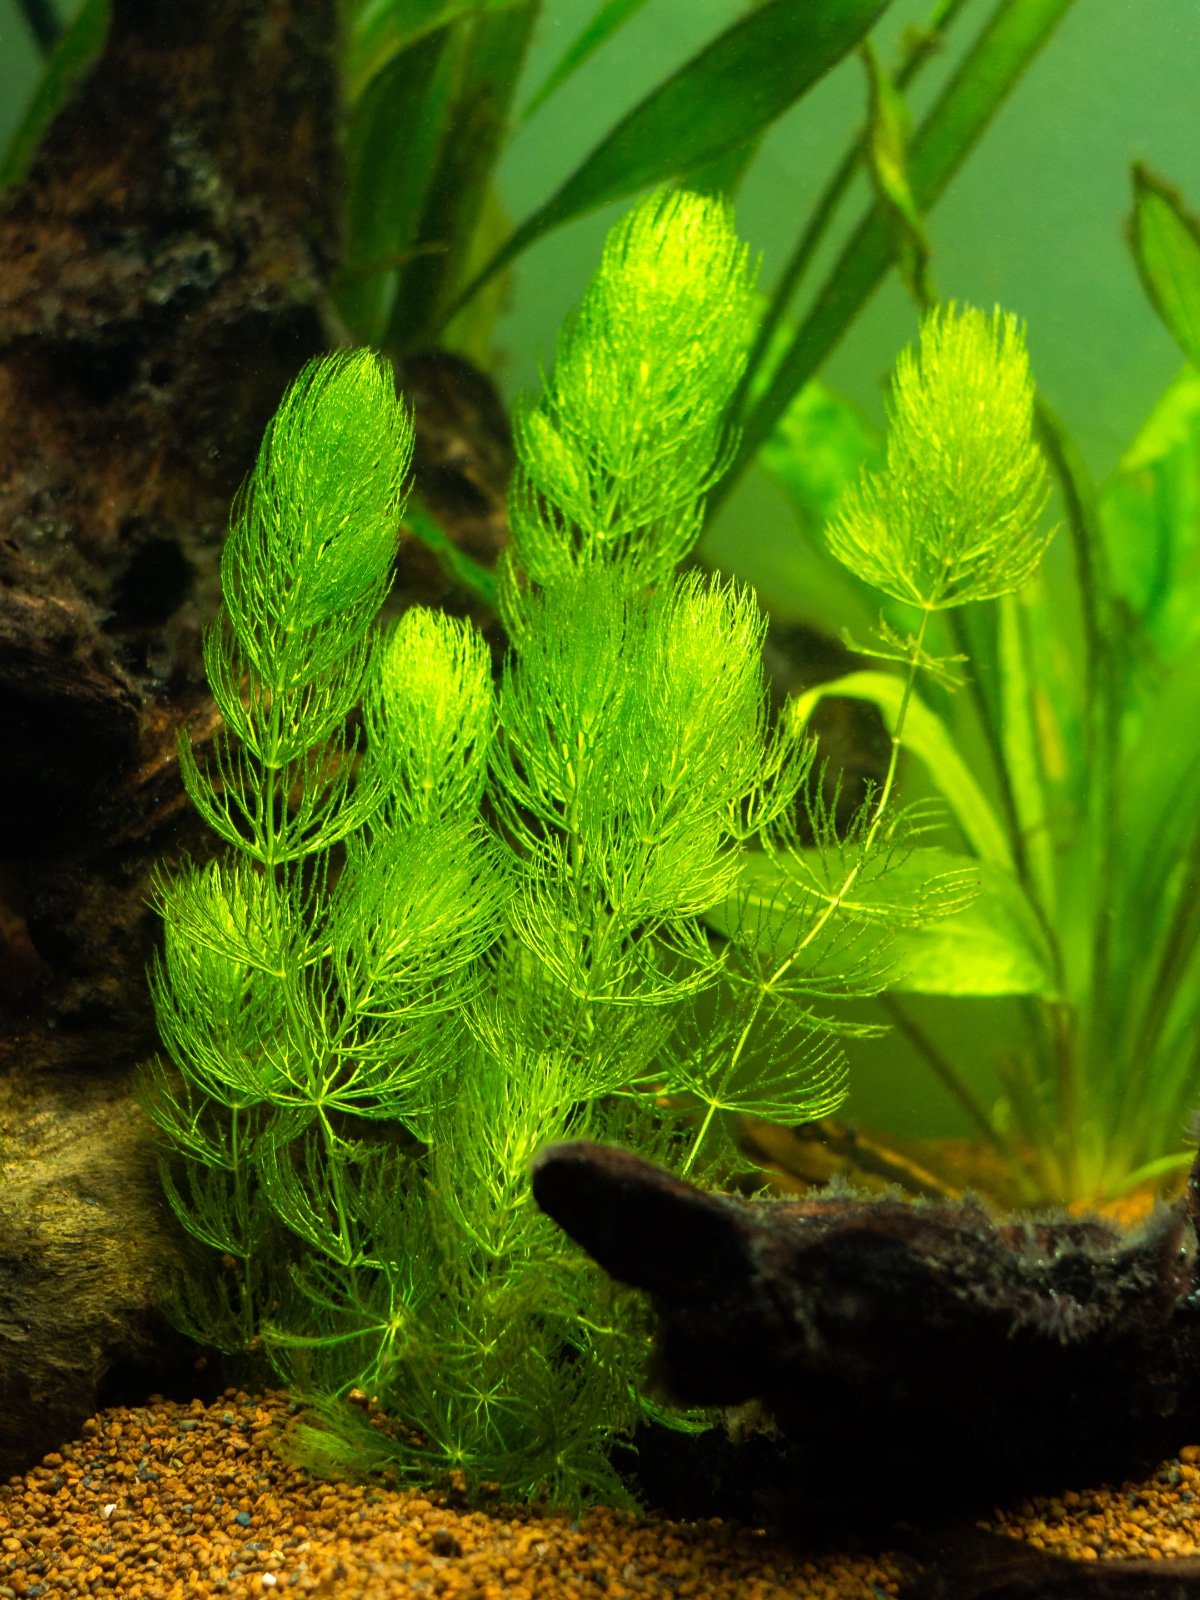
[751, 166, 1200, 1207]
[137, 189, 978, 1504]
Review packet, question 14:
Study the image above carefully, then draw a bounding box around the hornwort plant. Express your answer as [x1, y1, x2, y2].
[132, 187, 1051, 1503]
[753, 164, 1200, 1208]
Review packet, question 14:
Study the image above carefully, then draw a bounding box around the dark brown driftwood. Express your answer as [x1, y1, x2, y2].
[532, 1141, 1200, 1530]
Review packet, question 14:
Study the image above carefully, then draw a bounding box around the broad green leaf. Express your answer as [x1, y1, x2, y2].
[682, 134, 765, 201]
[384, 2, 540, 351]
[519, 0, 652, 123]
[886, 852, 1056, 996]
[791, 670, 1014, 870]
[337, 27, 459, 343]
[1100, 367, 1200, 665]
[1129, 165, 1200, 371]
[346, 0, 508, 104]
[447, 0, 889, 318]
[16, 0, 60, 52]
[0, 0, 110, 195]
[730, 0, 1078, 483]
[998, 592, 1056, 918]
[733, 0, 979, 421]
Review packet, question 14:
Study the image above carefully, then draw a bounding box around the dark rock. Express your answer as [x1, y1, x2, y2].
[532, 1141, 1200, 1528]
[0, 0, 341, 1475]
[0, 576, 141, 852]
[0, 1068, 242, 1480]
[0, 0, 341, 704]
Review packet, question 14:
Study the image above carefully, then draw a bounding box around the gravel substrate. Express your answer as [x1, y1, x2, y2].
[990, 1444, 1200, 1561]
[0, 1389, 901, 1600]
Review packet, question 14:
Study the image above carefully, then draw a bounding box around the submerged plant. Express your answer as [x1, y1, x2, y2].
[136, 190, 951, 1504]
[825, 304, 1050, 616]
[754, 166, 1200, 1208]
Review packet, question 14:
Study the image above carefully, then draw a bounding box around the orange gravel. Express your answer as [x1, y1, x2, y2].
[0, 1389, 902, 1600]
[989, 1444, 1200, 1562]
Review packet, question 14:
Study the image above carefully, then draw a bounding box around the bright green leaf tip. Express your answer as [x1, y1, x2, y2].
[225, 347, 414, 645]
[827, 302, 1052, 611]
[366, 605, 494, 827]
[506, 188, 757, 596]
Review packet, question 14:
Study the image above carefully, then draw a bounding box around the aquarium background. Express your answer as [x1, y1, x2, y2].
[1, 0, 1198, 1139]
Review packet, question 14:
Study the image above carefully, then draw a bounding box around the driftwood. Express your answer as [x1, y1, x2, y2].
[532, 1140, 1200, 1531]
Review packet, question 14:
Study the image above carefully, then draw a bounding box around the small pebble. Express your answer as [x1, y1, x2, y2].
[989, 1445, 1200, 1561]
[0, 1389, 901, 1598]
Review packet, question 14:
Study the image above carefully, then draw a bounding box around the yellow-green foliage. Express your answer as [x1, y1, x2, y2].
[136, 192, 951, 1508]
[506, 188, 756, 596]
[827, 304, 1050, 610]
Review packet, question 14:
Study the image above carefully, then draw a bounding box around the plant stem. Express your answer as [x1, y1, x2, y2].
[733, 0, 977, 423]
[707, 611, 935, 1176]
[713, 0, 1080, 517]
[680, 1100, 719, 1177]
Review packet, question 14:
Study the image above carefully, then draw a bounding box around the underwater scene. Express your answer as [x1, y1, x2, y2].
[1, 0, 1199, 1595]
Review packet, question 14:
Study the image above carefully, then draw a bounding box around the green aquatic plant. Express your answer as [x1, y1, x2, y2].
[825, 304, 1050, 615]
[504, 188, 755, 593]
[136, 190, 939, 1505]
[709, 301, 1050, 1121]
[751, 165, 1200, 1207]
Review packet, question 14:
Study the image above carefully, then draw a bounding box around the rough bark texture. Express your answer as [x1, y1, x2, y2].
[0, 0, 341, 1478]
[533, 1141, 1200, 1532]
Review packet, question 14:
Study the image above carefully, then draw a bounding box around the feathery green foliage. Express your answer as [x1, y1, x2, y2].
[826, 305, 1050, 611]
[749, 168, 1200, 1206]
[182, 350, 413, 867]
[139, 191, 933, 1505]
[505, 189, 755, 597]
[739, 306, 1052, 1034]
